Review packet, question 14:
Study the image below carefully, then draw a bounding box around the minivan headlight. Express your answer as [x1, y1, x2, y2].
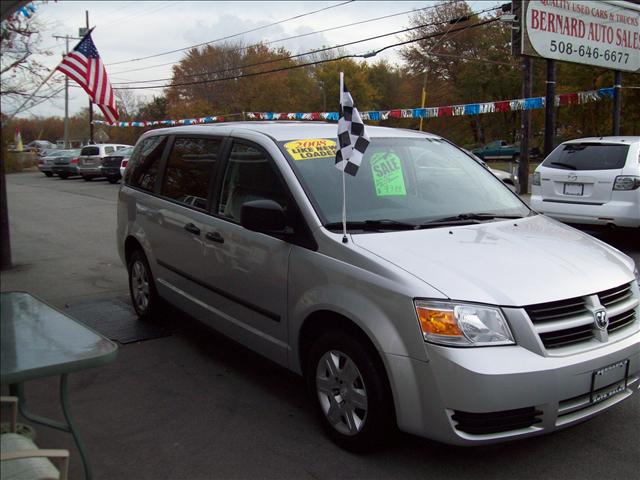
[414, 301, 514, 347]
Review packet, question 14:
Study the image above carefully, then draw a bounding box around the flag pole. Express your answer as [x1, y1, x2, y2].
[7, 27, 96, 121]
[339, 71, 348, 244]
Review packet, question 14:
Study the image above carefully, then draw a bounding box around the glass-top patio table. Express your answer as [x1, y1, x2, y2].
[1, 291, 118, 480]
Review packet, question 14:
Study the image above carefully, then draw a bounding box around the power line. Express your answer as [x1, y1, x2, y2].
[115, 17, 500, 91]
[110, 1, 455, 76]
[113, 4, 502, 87]
[96, 1, 174, 29]
[106, 0, 355, 66]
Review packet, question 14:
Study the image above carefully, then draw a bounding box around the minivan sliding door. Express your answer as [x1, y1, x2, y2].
[151, 136, 222, 299]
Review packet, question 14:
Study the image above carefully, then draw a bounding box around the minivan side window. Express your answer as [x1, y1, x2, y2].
[218, 142, 289, 222]
[161, 137, 221, 210]
[104, 146, 115, 154]
[125, 136, 168, 192]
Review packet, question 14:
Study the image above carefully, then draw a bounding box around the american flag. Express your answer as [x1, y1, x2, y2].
[335, 73, 369, 176]
[56, 31, 119, 124]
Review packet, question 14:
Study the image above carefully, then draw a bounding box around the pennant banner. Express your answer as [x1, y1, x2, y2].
[93, 87, 615, 127]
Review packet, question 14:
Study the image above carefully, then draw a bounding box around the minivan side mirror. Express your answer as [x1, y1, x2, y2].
[241, 199, 287, 235]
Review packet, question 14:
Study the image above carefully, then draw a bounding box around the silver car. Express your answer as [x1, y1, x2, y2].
[38, 149, 73, 177]
[117, 123, 639, 451]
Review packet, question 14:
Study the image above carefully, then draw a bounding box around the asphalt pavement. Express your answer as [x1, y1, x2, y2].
[1, 171, 639, 480]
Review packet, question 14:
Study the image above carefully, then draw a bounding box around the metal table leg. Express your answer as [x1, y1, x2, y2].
[10, 375, 92, 480]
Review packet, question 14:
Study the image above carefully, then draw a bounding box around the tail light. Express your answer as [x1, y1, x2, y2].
[613, 176, 640, 190]
[121, 159, 128, 168]
[71, 158, 79, 164]
[532, 171, 541, 186]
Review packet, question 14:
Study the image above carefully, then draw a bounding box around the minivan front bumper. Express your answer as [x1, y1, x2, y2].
[386, 330, 639, 445]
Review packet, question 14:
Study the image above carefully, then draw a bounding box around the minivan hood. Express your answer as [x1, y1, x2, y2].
[351, 215, 634, 306]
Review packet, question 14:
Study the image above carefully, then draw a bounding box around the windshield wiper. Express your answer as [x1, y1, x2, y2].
[549, 161, 577, 170]
[416, 213, 527, 228]
[324, 219, 418, 232]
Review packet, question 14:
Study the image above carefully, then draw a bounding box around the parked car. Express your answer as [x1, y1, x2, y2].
[472, 140, 540, 161]
[37, 149, 74, 177]
[464, 149, 519, 192]
[120, 157, 131, 178]
[101, 146, 134, 184]
[51, 149, 82, 179]
[77, 144, 132, 181]
[26, 140, 56, 154]
[531, 137, 640, 228]
[118, 123, 639, 452]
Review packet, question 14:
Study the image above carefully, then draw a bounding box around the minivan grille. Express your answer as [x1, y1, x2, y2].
[452, 407, 542, 435]
[525, 283, 637, 351]
[538, 323, 594, 349]
[525, 298, 588, 323]
[598, 283, 633, 308]
[608, 310, 636, 333]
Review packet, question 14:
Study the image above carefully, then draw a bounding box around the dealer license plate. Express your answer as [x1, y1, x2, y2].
[590, 359, 629, 404]
[563, 183, 584, 196]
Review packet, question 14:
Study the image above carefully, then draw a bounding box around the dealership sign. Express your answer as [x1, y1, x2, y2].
[521, 0, 640, 72]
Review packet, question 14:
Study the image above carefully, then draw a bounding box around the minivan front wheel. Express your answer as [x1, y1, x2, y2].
[128, 249, 159, 320]
[306, 331, 394, 452]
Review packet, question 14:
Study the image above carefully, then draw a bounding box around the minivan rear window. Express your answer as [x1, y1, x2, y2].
[542, 143, 629, 170]
[81, 146, 99, 156]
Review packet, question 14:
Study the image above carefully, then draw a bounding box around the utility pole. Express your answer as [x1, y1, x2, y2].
[612, 70, 622, 136]
[544, 59, 556, 157]
[53, 34, 81, 148]
[519, 55, 532, 195]
[86, 10, 93, 144]
[419, 69, 427, 132]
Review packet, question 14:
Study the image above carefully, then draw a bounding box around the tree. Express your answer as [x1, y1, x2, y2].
[0, 13, 59, 115]
[401, 1, 522, 146]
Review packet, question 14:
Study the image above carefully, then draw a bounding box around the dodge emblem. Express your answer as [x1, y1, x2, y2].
[594, 309, 608, 330]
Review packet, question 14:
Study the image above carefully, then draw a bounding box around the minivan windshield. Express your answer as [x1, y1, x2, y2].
[279, 137, 529, 228]
[542, 143, 629, 170]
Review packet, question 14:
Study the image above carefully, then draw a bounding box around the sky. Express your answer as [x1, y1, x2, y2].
[5, 0, 495, 119]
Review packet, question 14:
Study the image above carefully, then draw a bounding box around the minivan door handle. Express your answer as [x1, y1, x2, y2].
[184, 223, 201, 236]
[205, 231, 224, 244]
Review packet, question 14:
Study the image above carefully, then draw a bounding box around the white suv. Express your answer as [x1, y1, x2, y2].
[531, 137, 640, 228]
[77, 143, 132, 181]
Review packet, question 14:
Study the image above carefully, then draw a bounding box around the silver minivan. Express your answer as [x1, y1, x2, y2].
[117, 123, 639, 451]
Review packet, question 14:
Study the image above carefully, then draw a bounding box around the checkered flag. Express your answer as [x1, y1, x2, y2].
[335, 75, 369, 176]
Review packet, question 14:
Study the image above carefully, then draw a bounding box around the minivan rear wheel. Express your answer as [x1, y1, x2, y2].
[128, 249, 159, 321]
[306, 330, 394, 452]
